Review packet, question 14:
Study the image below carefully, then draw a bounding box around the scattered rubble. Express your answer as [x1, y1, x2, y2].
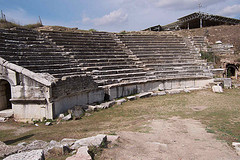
[1, 134, 120, 160]
[3, 149, 45, 160]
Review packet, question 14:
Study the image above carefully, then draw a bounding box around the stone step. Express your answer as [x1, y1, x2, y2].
[93, 71, 146, 80]
[92, 68, 145, 75]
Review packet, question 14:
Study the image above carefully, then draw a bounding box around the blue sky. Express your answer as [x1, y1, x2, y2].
[1, 0, 240, 32]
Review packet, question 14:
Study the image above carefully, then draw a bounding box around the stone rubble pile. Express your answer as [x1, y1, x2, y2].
[1, 134, 119, 160]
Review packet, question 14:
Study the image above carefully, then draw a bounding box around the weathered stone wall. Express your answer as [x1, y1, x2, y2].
[51, 76, 104, 117]
[51, 76, 98, 99]
[0, 63, 53, 121]
[106, 78, 213, 100]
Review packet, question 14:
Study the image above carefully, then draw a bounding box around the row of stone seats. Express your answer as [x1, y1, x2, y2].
[116, 33, 205, 78]
[40, 30, 148, 85]
[0, 28, 86, 78]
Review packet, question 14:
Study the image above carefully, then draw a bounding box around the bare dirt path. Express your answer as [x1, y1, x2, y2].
[100, 117, 239, 160]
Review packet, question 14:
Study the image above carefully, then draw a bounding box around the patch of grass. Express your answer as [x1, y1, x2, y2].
[1, 89, 240, 147]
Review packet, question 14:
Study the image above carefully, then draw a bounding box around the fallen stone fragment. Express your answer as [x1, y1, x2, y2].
[183, 89, 191, 93]
[0, 117, 6, 122]
[45, 122, 52, 126]
[107, 135, 120, 143]
[62, 114, 72, 121]
[136, 92, 152, 98]
[126, 96, 136, 101]
[87, 105, 96, 111]
[232, 142, 240, 155]
[116, 98, 127, 105]
[0, 109, 13, 118]
[3, 149, 45, 160]
[72, 106, 85, 119]
[166, 89, 181, 94]
[70, 134, 107, 150]
[59, 114, 64, 119]
[212, 85, 223, 93]
[157, 91, 166, 96]
[61, 138, 78, 147]
[66, 146, 91, 160]
[96, 101, 116, 110]
[25, 140, 49, 151]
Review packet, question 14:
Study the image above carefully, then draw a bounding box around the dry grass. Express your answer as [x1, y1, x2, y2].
[1, 89, 240, 146]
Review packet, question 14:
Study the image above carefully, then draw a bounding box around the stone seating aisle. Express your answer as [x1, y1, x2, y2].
[0, 28, 87, 78]
[40, 30, 148, 85]
[116, 34, 207, 79]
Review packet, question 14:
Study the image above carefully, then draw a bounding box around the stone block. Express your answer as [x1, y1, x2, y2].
[136, 92, 152, 98]
[166, 89, 181, 94]
[116, 98, 127, 105]
[70, 134, 107, 150]
[61, 138, 78, 147]
[3, 149, 45, 160]
[62, 114, 72, 121]
[212, 85, 223, 93]
[126, 96, 136, 101]
[157, 91, 166, 96]
[66, 146, 91, 160]
[0, 109, 13, 118]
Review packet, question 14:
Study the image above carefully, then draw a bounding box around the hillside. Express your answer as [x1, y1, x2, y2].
[175, 25, 240, 53]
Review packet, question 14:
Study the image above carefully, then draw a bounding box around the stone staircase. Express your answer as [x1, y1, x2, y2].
[40, 30, 148, 85]
[116, 34, 210, 79]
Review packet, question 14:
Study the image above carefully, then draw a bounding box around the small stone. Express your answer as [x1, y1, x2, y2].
[116, 98, 127, 105]
[72, 106, 85, 120]
[45, 122, 52, 126]
[87, 105, 96, 111]
[136, 92, 152, 98]
[212, 85, 223, 93]
[61, 138, 78, 147]
[127, 96, 136, 101]
[59, 114, 64, 119]
[184, 89, 191, 93]
[157, 91, 166, 96]
[166, 90, 181, 94]
[0, 117, 6, 122]
[35, 124, 39, 127]
[62, 114, 72, 121]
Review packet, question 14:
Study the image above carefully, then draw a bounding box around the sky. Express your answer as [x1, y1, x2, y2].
[0, 0, 240, 32]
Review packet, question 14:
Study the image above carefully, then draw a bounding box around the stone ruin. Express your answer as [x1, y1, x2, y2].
[0, 27, 214, 121]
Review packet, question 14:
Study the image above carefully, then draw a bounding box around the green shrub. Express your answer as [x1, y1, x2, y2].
[200, 51, 220, 63]
[89, 29, 97, 32]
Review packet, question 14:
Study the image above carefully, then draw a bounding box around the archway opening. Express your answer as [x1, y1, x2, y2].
[0, 80, 12, 111]
[226, 64, 237, 78]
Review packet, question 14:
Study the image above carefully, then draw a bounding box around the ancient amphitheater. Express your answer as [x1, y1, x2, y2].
[0, 27, 214, 121]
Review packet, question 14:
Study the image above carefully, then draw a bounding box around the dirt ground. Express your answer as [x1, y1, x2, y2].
[100, 117, 239, 160]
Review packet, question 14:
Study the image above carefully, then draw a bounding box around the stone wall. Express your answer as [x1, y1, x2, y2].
[106, 78, 213, 100]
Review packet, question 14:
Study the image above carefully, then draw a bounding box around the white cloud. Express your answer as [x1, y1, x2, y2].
[82, 9, 128, 26]
[220, 4, 240, 17]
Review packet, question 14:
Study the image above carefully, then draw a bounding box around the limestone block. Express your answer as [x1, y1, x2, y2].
[61, 138, 78, 147]
[62, 114, 72, 121]
[107, 135, 120, 143]
[66, 146, 91, 160]
[157, 91, 166, 96]
[232, 142, 240, 155]
[116, 98, 127, 105]
[136, 92, 152, 98]
[126, 96, 136, 101]
[70, 134, 107, 150]
[0, 109, 13, 118]
[166, 89, 181, 94]
[0, 117, 6, 122]
[3, 149, 45, 160]
[212, 85, 223, 93]
[164, 81, 172, 90]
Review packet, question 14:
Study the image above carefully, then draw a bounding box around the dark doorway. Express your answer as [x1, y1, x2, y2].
[226, 64, 237, 78]
[0, 80, 12, 110]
